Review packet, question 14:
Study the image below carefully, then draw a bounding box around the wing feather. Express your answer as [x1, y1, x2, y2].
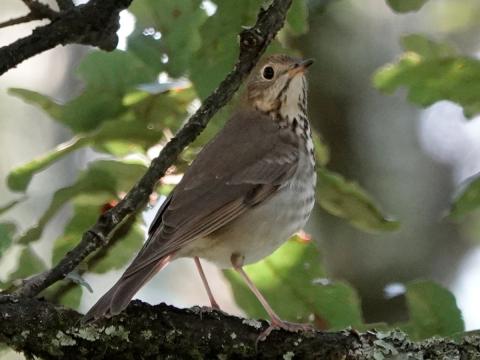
[123, 108, 298, 278]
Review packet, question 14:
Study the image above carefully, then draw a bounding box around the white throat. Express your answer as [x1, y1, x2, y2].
[278, 75, 315, 167]
[279, 75, 306, 121]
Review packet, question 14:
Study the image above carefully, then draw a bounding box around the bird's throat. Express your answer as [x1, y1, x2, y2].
[278, 111, 315, 169]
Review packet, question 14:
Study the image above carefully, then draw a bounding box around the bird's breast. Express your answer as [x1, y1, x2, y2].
[187, 145, 316, 269]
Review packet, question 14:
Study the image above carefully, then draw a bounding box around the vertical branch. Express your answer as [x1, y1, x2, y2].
[14, 0, 293, 298]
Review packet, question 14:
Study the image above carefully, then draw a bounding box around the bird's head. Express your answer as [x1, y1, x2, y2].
[245, 54, 313, 118]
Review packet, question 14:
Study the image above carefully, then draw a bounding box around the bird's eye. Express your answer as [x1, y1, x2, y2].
[262, 66, 275, 80]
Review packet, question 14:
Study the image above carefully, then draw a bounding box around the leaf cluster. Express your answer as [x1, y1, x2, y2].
[0, 0, 472, 343]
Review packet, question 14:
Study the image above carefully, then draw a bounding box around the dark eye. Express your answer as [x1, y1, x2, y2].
[262, 66, 275, 80]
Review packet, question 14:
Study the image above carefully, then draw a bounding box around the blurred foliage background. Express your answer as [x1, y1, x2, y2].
[1, 0, 480, 357]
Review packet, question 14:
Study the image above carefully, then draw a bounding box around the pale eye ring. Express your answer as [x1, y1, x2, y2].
[262, 66, 275, 80]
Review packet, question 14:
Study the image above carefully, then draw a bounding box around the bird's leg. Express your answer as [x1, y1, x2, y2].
[231, 254, 315, 341]
[194, 256, 220, 310]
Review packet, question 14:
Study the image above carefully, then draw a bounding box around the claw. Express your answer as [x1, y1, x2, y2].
[256, 319, 315, 345]
[199, 305, 216, 320]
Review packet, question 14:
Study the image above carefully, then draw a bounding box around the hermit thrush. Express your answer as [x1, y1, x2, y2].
[84, 54, 316, 338]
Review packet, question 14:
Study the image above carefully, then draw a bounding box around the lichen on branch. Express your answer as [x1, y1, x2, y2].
[1, 296, 479, 359]
[0, 0, 133, 75]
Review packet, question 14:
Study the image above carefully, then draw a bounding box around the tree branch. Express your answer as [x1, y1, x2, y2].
[21, 0, 58, 19]
[0, 14, 40, 29]
[13, 0, 294, 298]
[55, 0, 74, 11]
[0, 0, 58, 29]
[0, 0, 132, 75]
[0, 296, 478, 359]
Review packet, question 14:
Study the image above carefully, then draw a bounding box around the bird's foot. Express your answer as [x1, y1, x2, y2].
[257, 319, 315, 343]
[209, 300, 221, 312]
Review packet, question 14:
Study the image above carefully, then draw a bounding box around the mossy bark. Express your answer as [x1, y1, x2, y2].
[1, 296, 479, 359]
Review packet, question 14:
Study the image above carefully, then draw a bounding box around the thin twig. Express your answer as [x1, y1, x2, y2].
[13, 0, 293, 298]
[0, 0, 58, 29]
[21, 0, 58, 19]
[0, 14, 39, 29]
[0, 0, 131, 76]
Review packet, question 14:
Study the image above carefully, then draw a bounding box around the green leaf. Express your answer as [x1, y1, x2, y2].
[88, 221, 144, 273]
[224, 238, 363, 329]
[386, 0, 430, 13]
[129, 87, 195, 133]
[0, 223, 16, 259]
[400, 34, 456, 59]
[127, 32, 166, 74]
[285, 0, 308, 35]
[189, 1, 261, 98]
[52, 201, 105, 266]
[449, 172, 480, 219]
[7, 86, 195, 192]
[58, 284, 83, 309]
[52, 201, 144, 274]
[18, 160, 147, 244]
[7, 136, 87, 192]
[9, 246, 46, 281]
[44, 281, 83, 309]
[400, 280, 464, 339]
[374, 35, 480, 117]
[7, 88, 62, 118]
[9, 51, 157, 133]
[316, 168, 400, 232]
[0, 197, 26, 215]
[129, 0, 207, 77]
[313, 130, 330, 167]
[6, 51, 163, 193]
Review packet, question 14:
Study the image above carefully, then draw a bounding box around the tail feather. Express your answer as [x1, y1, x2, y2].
[82, 254, 173, 323]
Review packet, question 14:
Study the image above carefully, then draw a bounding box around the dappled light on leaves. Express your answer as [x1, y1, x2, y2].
[374, 34, 480, 118]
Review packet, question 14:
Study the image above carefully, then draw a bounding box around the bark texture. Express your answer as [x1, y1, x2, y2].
[0, 0, 133, 75]
[1, 296, 479, 359]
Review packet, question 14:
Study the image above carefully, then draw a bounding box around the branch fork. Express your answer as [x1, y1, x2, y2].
[0, 0, 58, 29]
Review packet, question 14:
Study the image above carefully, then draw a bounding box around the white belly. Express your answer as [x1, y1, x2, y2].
[181, 153, 316, 269]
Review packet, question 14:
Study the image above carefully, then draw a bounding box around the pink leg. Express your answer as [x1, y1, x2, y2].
[194, 257, 220, 310]
[231, 254, 315, 341]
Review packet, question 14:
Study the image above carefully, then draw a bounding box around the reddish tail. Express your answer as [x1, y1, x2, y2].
[82, 254, 173, 323]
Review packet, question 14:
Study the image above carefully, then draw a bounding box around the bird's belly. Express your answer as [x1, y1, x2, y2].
[185, 169, 316, 268]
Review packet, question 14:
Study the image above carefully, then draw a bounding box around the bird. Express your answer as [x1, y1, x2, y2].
[84, 54, 317, 339]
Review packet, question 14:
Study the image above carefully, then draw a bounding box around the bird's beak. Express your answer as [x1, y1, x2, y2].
[288, 58, 314, 77]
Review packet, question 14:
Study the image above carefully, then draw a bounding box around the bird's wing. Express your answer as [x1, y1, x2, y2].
[124, 108, 299, 277]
